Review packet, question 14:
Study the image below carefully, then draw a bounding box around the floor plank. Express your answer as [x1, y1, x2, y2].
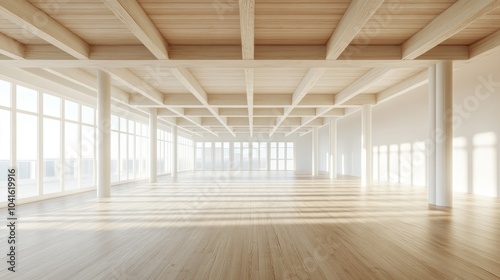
[0, 171, 499, 280]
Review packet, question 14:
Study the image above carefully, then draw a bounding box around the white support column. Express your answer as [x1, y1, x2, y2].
[435, 60, 453, 207]
[267, 141, 271, 171]
[60, 100, 65, 192]
[10, 84, 16, 170]
[149, 108, 157, 183]
[38, 91, 43, 196]
[312, 127, 319, 176]
[212, 142, 215, 171]
[97, 70, 111, 198]
[428, 64, 437, 205]
[329, 118, 338, 180]
[229, 142, 235, 171]
[361, 104, 373, 187]
[192, 141, 196, 172]
[171, 126, 178, 178]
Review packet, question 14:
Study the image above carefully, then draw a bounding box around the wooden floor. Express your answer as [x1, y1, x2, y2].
[1, 172, 500, 280]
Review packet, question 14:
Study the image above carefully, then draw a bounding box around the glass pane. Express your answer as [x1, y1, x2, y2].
[17, 113, 38, 198]
[0, 80, 11, 107]
[129, 120, 135, 134]
[111, 131, 119, 182]
[0, 109, 10, 202]
[43, 93, 61, 118]
[165, 141, 171, 174]
[65, 100, 79, 121]
[233, 142, 241, 170]
[223, 142, 230, 170]
[120, 133, 127, 180]
[120, 117, 127, 132]
[81, 106, 94, 125]
[128, 135, 135, 180]
[242, 142, 249, 170]
[43, 118, 61, 194]
[204, 142, 212, 170]
[215, 142, 222, 170]
[136, 122, 141, 136]
[65, 122, 79, 190]
[111, 115, 119, 130]
[81, 125, 95, 187]
[17, 85, 38, 113]
[260, 142, 267, 170]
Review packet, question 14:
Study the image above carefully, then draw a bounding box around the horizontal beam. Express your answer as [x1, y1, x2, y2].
[0, 33, 25, 59]
[469, 29, 500, 59]
[402, 0, 499, 59]
[103, 0, 169, 60]
[0, 0, 90, 59]
[326, 0, 385, 60]
[335, 68, 393, 105]
[0, 58, 438, 69]
[0, 44, 470, 61]
[154, 94, 379, 108]
[377, 71, 428, 104]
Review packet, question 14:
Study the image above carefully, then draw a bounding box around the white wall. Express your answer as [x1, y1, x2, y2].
[318, 125, 330, 173]
[337, 111, 362, 177]
[336, 50, 500, 197]
[295, 132, 312, 174]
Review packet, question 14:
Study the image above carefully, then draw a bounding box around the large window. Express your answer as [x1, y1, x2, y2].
[193, 141, 294, 171]
[204, 142, 212, 170]
[214, 142, 223, 170]
[178, 136, 193, 172]
[17, 113, 38, 198]
[0, 82, 100, 202]
[0, 77, 198, 204]
[195, 142, 203, 170]
[0, 80, 11, 202]
[157, 128, 173, 175]
[111, 115, 148, 182]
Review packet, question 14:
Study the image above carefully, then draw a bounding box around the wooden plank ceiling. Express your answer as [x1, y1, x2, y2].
[1, 0, 500, 138]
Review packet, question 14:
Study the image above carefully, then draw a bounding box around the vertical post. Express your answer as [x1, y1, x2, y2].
[329, 118, 337, 180]
[267, 141, 271, 171]
[229, 142, 235, 171]
[38, 90, 43, 195]
[212, 142, 215, 171]
[171, 126, 178, 178]
[428, 64, 437, 205]
[192, 141, 196, 172]
[149, 108, 157, 183]
[60, 100, 65, 191]
[97, 70, 111, 197]
[312, 127, 318, 176]
[435, 61, 453, 207]
[361, 104, 373, 187]
[10, 84, 16, 172]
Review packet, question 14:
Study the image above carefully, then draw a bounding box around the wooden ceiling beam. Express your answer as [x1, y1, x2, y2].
[245, 69, 254, 137]
[105, 69, 216, 136]
[286, 68, 389, 136]
[402, 0, 500, 60]
[335, 68, 393, 105]
[326, 0, 385, 60]
[170, 68, 236, 137]
[377, 71, 428, 104]
[0, 33, 25, 59]
[239, 0, 255, 136]
[103, 0, 169, 60]
[469, 29, 500, 59]
[46, 68, 129, 104]
[0, 0, 90, 59]
[261, 0, 379, 136]
[269, 67, 326, 136]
